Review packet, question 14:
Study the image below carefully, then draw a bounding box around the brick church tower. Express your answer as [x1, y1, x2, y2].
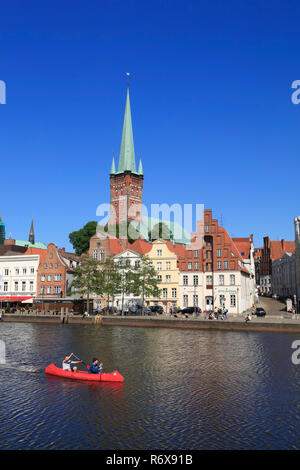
[109, 86, 144, 226]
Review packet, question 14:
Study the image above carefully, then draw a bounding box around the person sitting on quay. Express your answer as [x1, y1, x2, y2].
[62, 353, 82, 372]
[88, 358, 103, 374]
[245, 312, 252, 324]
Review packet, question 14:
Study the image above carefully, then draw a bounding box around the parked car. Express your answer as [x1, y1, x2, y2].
[150, 305, 164, 314]
[254, 307, 266, 317]
[178, 307, 201, 315]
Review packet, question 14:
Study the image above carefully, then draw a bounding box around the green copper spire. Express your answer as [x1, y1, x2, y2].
[117, 87, 137, 174]
[110, 156, 116, 174]
[0, 210, 5, 245]
[138, 156, 143, 176]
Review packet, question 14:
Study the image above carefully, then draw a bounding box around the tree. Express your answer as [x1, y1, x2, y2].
[104, 221, 142, 244]
[148, 222, 173, 241]
[131, 256, 161, 315]
[101, 258, 121, 310]
[69, 221, 97, 255]
[72, 255, 104, 314]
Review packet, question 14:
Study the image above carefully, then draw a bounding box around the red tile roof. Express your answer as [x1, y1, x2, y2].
[130, 239, 152, 255]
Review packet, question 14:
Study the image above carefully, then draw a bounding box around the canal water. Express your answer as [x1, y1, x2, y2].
[1, 322, 300, 450]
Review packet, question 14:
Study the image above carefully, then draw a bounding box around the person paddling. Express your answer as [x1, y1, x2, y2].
[62, 353, 82, 372]
[88, 358, 103, 374]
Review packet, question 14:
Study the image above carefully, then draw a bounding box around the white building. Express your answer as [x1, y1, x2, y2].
[113, 249, 142, 312]
[0, 253, 40, 301]
[272, 253, 296, 299]
[179, 269, 253, 315]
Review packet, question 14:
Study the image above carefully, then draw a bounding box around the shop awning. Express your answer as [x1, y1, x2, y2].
[0, 296, 35, 302]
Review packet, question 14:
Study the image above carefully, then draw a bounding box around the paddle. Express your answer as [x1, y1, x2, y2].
[72, 354, 89, 369]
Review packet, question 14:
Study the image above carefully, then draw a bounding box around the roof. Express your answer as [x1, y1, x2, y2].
[116, 88, 138, 175]
[232, 237, 251, 259]
[130, 239, 152, 255]
[15, 240, 47, 250]
[25, 247, 47, 263]
[269, 240, 295, 261]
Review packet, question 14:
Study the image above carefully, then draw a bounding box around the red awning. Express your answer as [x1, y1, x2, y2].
[0, 296, 35, 302]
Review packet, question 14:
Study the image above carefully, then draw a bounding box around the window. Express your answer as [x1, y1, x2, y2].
[183, 275, 188, 285]
[224, 261, 228, 269]
[188, 262, 192, 270]
[194, 262, 199, 270]
[23, 268, 27, 275]
[206, 263, 212, 271]
[15, 268, 19, 275]
[48, 274, 52, 282]
[217, 261, 222, 270]
[206, 275, 213, 285]
[183, 295, 188, 307]
[47, 286, 51, 294]
[219, 275, 224, 286]
[230, 275, 235, 285]
[22, 281, 26, 292]
[4, 282, 8, 292]
[157, 262, 162, 271]
[219, 295, 225, 307]
[166, 275, 171, 283]
[172, 288, 177, 298]
[193, 295, 198, 307]
[217, 249, 222, 257]
[49, 252, 53, 259]
[30, 268, 34, 274]
[54, 274, 62, 281]
[41, 274, 45, 282]
[14, 282, 18, 292]
[157, 275, 162, 281]
[40, 286, 45, 295]
[206, 251, 212, 259]
[230, 295, 236, 307]
[157, 250, 162, 257]
[49, 263, 53, 269]
[193, 275, 198, 286]
[162, 288, 168, 299]
[44, 263, 47, 268]
[166, 262, 171, 270]
[93, 250, 98, 259]
[194, 250, 198, 258]
[4, 269, 8, 276]
[30, 281, 34, 292]
[205, 225, 210, 233]
[99, 249, 105, 261]
[135, 260, 140, 267]
[55, 263, 59, 268]
[54, 286, 62, 294]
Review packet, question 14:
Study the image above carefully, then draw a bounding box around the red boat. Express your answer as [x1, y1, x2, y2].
[45, 363, 124, 382]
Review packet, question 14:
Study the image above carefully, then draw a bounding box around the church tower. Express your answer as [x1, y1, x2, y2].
[0, 211, 5, 245]
[109, 86, 144, 226]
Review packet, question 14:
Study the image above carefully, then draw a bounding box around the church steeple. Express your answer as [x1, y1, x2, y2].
[29, 217, 35, 245]
[117, 87, 137, 174]
[110, 155, 116, 175]
[0, 210, 5, 245]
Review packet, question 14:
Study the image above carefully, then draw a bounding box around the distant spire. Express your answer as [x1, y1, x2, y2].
[138, 156, 143, 176]
[110, 155, 116, 174]
[29, 217, 35, 245]
[0, 210, 5, 245]
[117, 81, 137, 174]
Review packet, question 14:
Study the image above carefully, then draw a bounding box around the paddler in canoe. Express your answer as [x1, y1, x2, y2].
[88, 358, 103, 374]
[62, 353, 83, 372]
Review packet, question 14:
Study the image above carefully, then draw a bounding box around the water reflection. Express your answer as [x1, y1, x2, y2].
[1, 322, 300, 449]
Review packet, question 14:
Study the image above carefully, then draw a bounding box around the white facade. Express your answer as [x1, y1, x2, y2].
[272, 253, 296, 299]
[0, 254, 40, 299]
[179, 270, 253, 314]
[113, 249, 142, 311]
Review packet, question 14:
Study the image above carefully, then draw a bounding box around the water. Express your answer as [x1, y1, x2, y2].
[1, 322, 300, 450]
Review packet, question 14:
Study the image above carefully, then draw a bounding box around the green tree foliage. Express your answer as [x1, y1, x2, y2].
[148, 222, 173, 241]
[131, 256, 161, 314]
[72, 255, 104, 314]
[69, 221, 97, 255]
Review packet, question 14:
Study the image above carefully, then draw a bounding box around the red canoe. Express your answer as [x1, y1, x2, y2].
[45, 363, 124, 382]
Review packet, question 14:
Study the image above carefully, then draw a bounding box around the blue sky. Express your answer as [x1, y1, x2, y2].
[0, 0, 299, 250]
